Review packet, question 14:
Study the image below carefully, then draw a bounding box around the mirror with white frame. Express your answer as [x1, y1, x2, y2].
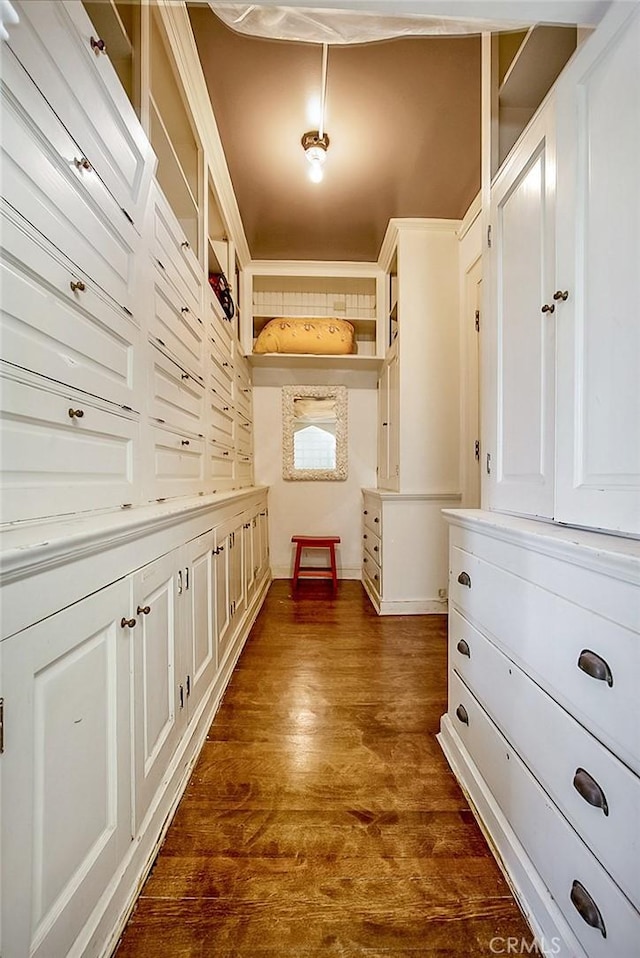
[282, 385, 348, 481]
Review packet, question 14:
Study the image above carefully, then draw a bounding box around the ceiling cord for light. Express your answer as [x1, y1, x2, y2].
[301, 43, 330, 183]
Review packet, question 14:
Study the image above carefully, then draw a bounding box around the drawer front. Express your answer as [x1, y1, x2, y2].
[236, 456, 253, 486]
[210, 354, 235, 409]
[363, 496, 382, 534]
[235, 381, 252, 420]
[151, 271, 206, 382]
[8, 0, 153, 228]
[152, 193, 202, 318]
[209, 324, 234, 372]
[209, 293, 235, 355]
[208, 441, 235, 487]
[236, 419, 252, 457]
[148, 348, 206, 438]
[150, 425, 205, 500]
[362, 551, 382, 597]
[362, 528, 381, 565]
[450, 609, 640, 907]
[210, 400, 235, 446]
[1, 49, 136, 311]
[449, 672, 640, 958]
[1, 372, 138, 522]
[1, 208, 139, 409]
[450, 545, 640, 774]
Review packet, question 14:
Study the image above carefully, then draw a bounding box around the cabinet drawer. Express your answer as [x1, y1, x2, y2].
[1, 47, 137, 311]
[449, 672, 640, 958]
[7, 0, 153, 229]
[450, 608, 640, 907]
[151, 191, 202, 319]
[209, 323, 234, 372]
[363, 496, 382, 534]
[362, 551, 381, 597]
[150, 425, 205, 500]
[208, 441, 235, 489]
[148, 348, 206, 438]
[235, 381, 252, 420]
[236, 456, 253, 485]
[150, 270, 206, 382]
[362, 528, 381, 565]
[0, 372, 138, 522]
[1, 207, 139, 409]
[210, 398, 235, 446]
[450, 545, 640, 774]
[210, 352, 235, 409]
[237, 418, 252, 456]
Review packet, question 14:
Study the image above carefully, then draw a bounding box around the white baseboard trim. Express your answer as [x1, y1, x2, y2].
[378, 597, 447, 615]
[76, 572, 272, 958]
[270, 565, 362, 581]
[437, 715, 586, 958]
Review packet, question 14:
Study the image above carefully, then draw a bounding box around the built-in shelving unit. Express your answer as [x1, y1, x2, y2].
[82, 0, 140, 108]
[149, 6, 201, 252]
[493, 24, 577, 174]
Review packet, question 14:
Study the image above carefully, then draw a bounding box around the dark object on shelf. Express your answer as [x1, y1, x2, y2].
[209, 273, 235, 321]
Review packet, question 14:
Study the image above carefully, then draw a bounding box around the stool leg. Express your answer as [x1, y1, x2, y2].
[329, 543, 337, 591]
[292, 542, 302, 589]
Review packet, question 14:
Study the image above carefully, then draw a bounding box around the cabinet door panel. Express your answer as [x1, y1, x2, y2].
[150, 425, 206, 501]
[0, 373, 138, 522]
[213, 525, 232, 662]
[1, 48, 137, 311]
[8, 0, 154, 229]
[555, 6, 640, 535]
[150, 269, 206, 382]
[1, 206, 139, 408]
[131, 553, 182, 830]
[149, 347, 206, 437]
[0, 579, 131, 958]
[490, 107, 556, 519]
[183, 531, 216, 720]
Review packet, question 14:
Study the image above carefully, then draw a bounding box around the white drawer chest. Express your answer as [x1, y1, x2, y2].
[438, 510, 640, 958]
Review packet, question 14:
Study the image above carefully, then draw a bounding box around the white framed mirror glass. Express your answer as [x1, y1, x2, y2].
[282, 385, 348, 481]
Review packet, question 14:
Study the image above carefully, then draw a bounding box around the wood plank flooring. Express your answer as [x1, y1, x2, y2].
[115, 580, 534, 957]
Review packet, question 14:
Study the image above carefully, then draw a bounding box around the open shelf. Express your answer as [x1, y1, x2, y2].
[248, 353, 383, 372]
[82, 0, 138, 105]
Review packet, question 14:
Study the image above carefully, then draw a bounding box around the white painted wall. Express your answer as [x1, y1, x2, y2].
[253, 384, 378, 579]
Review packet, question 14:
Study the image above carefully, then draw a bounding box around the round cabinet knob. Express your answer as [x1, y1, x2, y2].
[181, 439, 190, 446]
[553, 290, 569, 301]
[181, 373, 189, 380]
[90, 36, 107, 54]
[74, 157, 92, 172]
[181, 241, 190, 249]
[136, 605, 151, 616]
[68, 408, 85, 419]
[541, 303, 555, 314]
[181, 306, 190, 314]
[70, 280, 86, 293]
[120, 617, 137, 629]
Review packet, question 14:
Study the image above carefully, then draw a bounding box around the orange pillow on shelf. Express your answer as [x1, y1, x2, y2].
[253, 317, 356, 355]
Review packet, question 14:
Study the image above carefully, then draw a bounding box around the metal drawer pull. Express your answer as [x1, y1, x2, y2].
[181, 241, 190, 249]
[541, 303, 555, 314]
[136, 605, 151, 616]
[570, 880, 606, 938]
[70, 280, 86, 293]
[374, 516, 379, 523]
[90, 36, 107, 54]
[74, 157, 92, 172]
[553, 290, 569, 301]
[120, 617, 136, 629]
[577, 649, 613, 687]
[455, 704, 469, 726]
[456, 639, 471, 658]
[573, 768, 609, 816]
[457, 571, 471, 588]
[181, 439, 190, 446]
[68, 408, 84, 419]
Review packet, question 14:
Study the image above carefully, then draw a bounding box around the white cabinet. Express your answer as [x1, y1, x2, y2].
[0, 580, 133, 958]
[485, 3, 640, 536]
[488, 103, 556, 519]
[439, 509, 640, 958]
[554, 6, 640, 536]
[377, 340, 399, 489]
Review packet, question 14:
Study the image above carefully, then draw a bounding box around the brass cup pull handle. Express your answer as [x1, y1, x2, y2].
[553, 290, 569, 301]
[456, 639, 471, 658]
[455, 704, 469, 726]
[573, 768, 609, 816]
[120, 617, 137, 629]
[577, 649, 613, 687]
[570, 880, 606, 938]
[68, 408, 84, 419]
[457, 571, 471, 588]
[90, 36, 107, 54]
[136, 605, 151, 616]
[70, 280, 86, 293]
[541, 303, 555, 314]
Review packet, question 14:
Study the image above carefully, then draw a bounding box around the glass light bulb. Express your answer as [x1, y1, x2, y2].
[308, 160, 323, 183]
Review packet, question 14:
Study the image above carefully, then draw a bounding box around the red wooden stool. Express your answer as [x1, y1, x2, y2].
[291, 535, 340, 590]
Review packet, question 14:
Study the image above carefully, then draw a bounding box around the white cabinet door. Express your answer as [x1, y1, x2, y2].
[131, 552, 183, 831]
[0, 579, 132, 958]
[489, 103, 556, 519]
[555, 4, 640, 536]
[182, 531, 216, 722]
[377, 345, 399, 491]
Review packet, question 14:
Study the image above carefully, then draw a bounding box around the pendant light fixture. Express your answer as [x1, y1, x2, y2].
[302, 43, 329, 183]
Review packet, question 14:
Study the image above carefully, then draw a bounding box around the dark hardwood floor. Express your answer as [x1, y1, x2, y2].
[115, 579, 534, 957]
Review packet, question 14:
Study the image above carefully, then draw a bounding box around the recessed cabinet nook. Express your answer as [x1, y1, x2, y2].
[0, 4, 638, 958]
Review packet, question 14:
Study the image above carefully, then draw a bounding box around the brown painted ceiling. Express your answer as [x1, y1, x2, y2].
[188, 6, 481, 262]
